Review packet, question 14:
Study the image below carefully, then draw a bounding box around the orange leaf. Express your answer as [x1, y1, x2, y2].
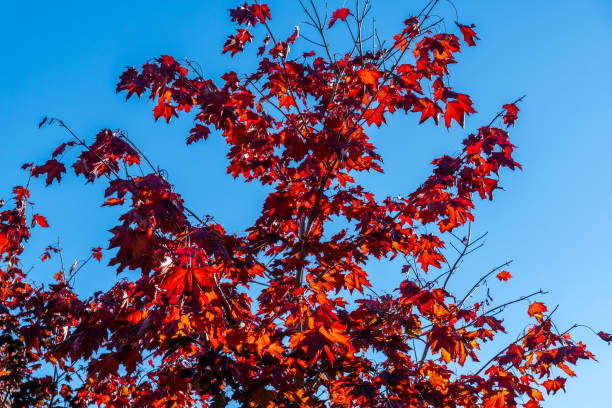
[558, 362, 576, 377]
[318, 325, 351, 348]
[496, 271, 512, 282]
[364, 106, 386, 127]
[278, 95, 295, 111]
[357, 68, 382, 87]
[543, 377, 566, 394]
[484, 392, 506, 408]
[527, 302, 547, 317]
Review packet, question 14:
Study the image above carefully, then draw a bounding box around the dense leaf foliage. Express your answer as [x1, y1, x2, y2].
[1, 1, 609, 407]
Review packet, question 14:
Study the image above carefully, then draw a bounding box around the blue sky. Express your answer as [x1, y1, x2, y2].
[1, 0, 611, 406]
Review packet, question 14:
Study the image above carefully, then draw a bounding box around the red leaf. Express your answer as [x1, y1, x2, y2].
[102, 197, 125, 207]
[223, 29, 254, 57]
[364, 106, 386, 127]
[257, 34, 271, 56]
[415, 98, 442, 125]
[249, 4, 271, 25]
[52, 141, 76, 158]
[345, 267, 371, 294]
[153, 101, 177, 123]
[456, 22, 479, 46]
[502, 103, 520, 127]
[230, 3, 271, 26]
[92, 247, 102, 262]
[328, 8, 350, 28]
[286, 26, 299, 44]
[496, 271, 512, 282]
[40, 245, 58, 262]
[161, 266, 214, 297]
[33, 214, 49, 228]
[444, 100, 465, 128]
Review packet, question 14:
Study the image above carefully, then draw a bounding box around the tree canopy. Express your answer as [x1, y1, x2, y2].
[0, 1, 610, 407]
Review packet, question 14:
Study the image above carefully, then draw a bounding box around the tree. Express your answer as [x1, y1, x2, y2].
[0, 1, 609, 407]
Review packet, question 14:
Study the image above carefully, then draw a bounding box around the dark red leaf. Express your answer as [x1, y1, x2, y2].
[31, 159, 66, 185]
[597, 331, 612, 343]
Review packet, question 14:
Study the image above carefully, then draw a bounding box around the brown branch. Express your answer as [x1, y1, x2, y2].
[457, 260, 513, 309]
[442, 222, 471, 289]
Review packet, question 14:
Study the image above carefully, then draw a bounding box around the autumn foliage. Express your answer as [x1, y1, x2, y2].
[0, 1, 609, 407]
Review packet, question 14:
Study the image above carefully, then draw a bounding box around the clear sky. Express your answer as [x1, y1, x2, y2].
[1, 1, 611, 406]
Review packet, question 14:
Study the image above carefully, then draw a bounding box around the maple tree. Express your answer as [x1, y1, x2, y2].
[0, 1, 609, 407]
